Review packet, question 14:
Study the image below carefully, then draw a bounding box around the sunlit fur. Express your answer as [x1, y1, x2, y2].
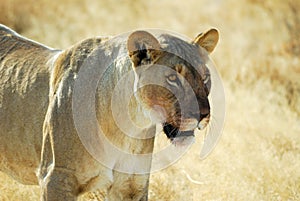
[0, 24, 218, 200]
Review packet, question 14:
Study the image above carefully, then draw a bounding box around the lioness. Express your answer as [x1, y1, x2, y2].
[0, 24, 219, 200]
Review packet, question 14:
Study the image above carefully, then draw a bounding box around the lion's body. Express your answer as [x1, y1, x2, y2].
[0, 24, 218, 200]
[0, 25, 153, 200]
[0, 26, 55, 184]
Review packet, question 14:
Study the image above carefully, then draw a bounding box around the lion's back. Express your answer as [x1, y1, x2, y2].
[0, 24, 58, 184]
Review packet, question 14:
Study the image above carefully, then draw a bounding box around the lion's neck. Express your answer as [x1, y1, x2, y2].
[95, 57, 155, 154]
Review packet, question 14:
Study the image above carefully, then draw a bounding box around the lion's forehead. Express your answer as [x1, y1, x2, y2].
[157, 34, 208, 75]
[159, 34, 208, 62]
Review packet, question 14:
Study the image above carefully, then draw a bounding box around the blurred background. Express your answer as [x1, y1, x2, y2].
[0, 0, 299, 200]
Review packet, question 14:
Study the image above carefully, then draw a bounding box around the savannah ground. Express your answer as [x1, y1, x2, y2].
[0, 0, 299, 200]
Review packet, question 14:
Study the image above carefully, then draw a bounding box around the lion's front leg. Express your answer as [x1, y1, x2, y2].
[39, 124, 80, 201]
[106, 172, 150, 201]
[40, 168, 79, 201]
[138, 192, 149, 201]
[39, 99, 81, 201]
[39, 151, 79, 201]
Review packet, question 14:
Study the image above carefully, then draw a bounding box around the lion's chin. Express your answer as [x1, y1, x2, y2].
[171, 135, 195, 147]
[163, 123, 196, 146]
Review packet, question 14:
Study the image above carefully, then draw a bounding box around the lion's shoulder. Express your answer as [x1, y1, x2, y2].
[50, 36, 107, 94]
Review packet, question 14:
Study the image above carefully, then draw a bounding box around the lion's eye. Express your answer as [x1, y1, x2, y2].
[166, 74, 180, 87]
[203, 73, 211, 94]
[203, 73, 210, 84]
[168, 74, 177, 82]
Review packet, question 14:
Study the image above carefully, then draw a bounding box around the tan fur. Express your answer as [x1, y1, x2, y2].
[0, 24, 218, 200]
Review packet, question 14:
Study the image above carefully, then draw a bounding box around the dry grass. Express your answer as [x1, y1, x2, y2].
[0, 0, 299, 200]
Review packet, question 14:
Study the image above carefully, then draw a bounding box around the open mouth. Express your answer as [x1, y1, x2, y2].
[162, 123, 195, 140]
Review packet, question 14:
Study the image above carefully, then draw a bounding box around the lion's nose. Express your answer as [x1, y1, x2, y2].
[199, 109, 210, 120]
[200, 112, 209, 120]
[189, 110, 209, 122]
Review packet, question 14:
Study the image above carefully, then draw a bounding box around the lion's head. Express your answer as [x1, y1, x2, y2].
[126, 29, 219, 145]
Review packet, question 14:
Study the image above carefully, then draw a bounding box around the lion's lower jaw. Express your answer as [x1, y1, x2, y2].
[171, 136, 195, 147]
[179, 118, 199, 131]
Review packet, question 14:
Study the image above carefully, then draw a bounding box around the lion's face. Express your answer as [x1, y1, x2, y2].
[127, 29, 218, 143]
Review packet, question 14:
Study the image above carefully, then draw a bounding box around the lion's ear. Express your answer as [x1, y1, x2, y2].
[127, 31, 161, 67]
[193, 28, 219, 54]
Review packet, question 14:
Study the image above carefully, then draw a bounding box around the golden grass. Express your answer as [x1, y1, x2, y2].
[0, 0, 299, 200]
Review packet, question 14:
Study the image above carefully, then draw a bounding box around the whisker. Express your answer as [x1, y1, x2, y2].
[181, 169, 205, 185]
[170, 127, 178, 135]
